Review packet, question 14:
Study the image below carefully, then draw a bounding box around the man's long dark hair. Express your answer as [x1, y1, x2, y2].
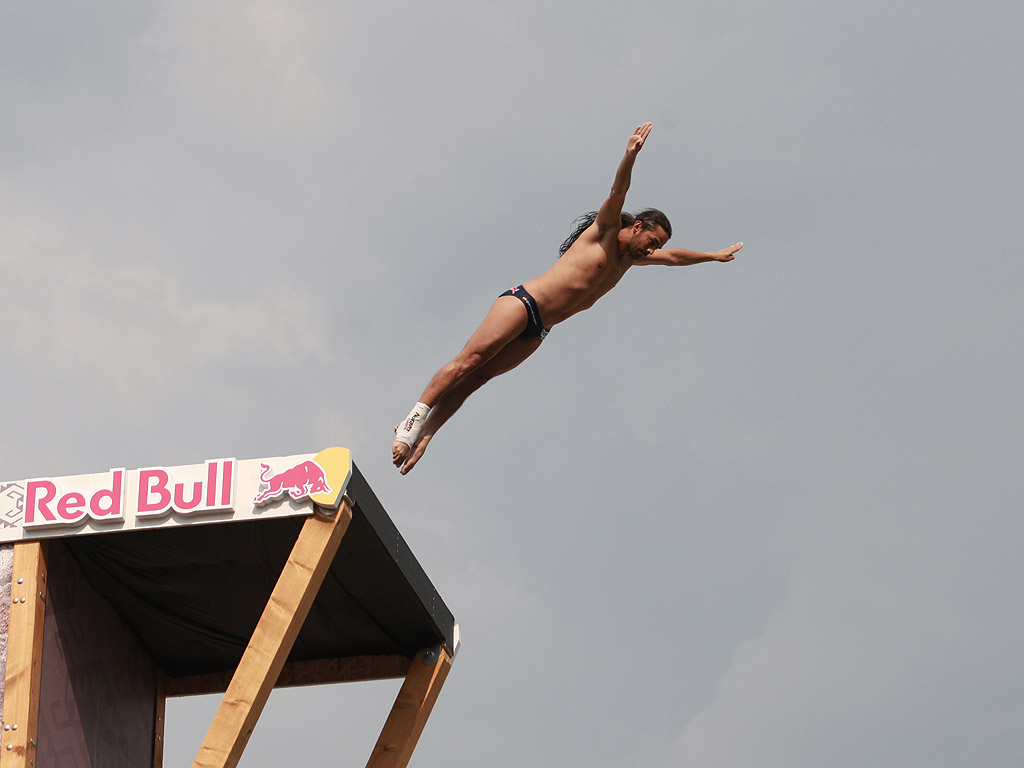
[558, 208, 672, 257]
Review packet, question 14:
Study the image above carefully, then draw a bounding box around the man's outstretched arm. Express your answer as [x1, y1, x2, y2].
[636, 242, 744, 266]
[594, 122, 652, 236]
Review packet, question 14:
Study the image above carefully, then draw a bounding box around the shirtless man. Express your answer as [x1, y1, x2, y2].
[393, 122, 742, 474]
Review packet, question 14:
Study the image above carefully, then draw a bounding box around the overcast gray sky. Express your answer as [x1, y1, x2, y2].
[3, 1, 1023, 766]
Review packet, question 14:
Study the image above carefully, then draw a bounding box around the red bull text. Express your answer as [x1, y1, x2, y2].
[2, 450, 351, 543]
[23, 459, 235, 529]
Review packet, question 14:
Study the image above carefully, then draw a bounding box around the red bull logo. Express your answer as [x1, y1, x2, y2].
[1, 448, 352, 543]
[253, 460, 332, 505]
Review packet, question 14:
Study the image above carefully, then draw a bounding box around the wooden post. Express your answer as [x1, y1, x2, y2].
[192, 501, 354, 768]
[165, 654, 411, 697]
[365, 646, 453, 768]
[153, 670, 166, 768]
[0, 542, 49, 768]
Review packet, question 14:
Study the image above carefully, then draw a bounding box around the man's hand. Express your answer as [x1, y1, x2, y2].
[626, 122, 652, 155]
[714, 242, 744, 262]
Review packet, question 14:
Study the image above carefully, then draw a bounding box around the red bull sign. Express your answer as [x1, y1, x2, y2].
[0, 447, 352, 543]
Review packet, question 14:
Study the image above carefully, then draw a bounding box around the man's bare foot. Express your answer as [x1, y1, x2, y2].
[399, 434, 432, 475]
[393, 438, 411, 468]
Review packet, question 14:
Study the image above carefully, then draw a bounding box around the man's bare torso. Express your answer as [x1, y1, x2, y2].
[521, 223, 630, 327]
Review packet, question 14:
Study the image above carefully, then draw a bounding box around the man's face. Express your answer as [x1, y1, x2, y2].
[628, 223, 670, 259]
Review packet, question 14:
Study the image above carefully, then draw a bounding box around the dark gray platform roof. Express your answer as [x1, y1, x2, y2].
[61, 463, 456, 678]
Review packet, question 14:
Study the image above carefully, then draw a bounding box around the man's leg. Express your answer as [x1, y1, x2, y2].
[393, 295, 529, 469]
[397, 336, 543, 474]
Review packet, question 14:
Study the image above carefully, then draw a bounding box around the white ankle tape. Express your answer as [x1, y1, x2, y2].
[395, 402, 431, 447]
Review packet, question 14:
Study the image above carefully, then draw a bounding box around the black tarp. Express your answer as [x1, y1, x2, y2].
[60, 463, 456, 677]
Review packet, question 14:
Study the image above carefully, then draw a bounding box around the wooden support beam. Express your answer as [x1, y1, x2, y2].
[192, 501, 354, 768]
[153, 671, 167, 768]
[365, 646, 453, 768]
[165, 654, 410, 697]
[0, 542, 49, 768]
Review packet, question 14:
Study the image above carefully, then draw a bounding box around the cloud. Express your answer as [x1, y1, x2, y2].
[3, 212, 325, 411]
[139, 2, 330, 132]
[673, 507, 1024, 768]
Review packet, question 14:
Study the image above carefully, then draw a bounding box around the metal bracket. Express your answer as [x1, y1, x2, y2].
[418, 644, 442, 665]
[314, 494, 355, 519]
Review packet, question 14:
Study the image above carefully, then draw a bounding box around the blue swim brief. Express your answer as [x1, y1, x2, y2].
[500, 285, 550, 341]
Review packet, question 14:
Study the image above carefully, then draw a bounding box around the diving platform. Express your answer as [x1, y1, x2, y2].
[0, 448, 458, 768]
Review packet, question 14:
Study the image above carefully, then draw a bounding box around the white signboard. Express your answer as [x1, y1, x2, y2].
[0, 447, 352, 543]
